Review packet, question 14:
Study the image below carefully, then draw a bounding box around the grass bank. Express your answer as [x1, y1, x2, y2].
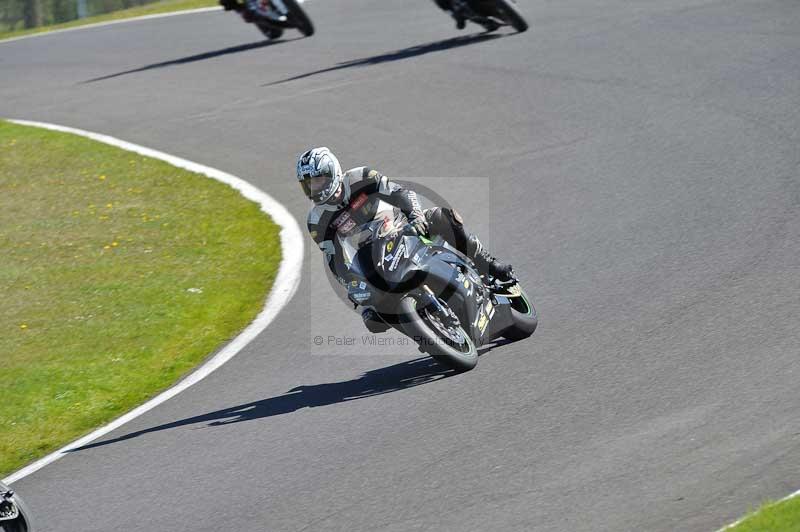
[0, 0, 217, 41]
[725, 495, 800, 532]
[0, 120, 281, 477]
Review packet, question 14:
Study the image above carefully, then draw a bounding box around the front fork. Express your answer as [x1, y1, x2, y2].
[418, 285, 460, 328]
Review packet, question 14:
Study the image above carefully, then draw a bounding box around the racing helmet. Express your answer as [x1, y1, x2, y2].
[296, 147, 346, 205]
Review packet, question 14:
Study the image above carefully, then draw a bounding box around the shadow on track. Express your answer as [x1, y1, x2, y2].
[263, 32, 505, 86]
[69, 357, 455, 452]
[81, 39, 300, 84]
[478, 337, 513, 356]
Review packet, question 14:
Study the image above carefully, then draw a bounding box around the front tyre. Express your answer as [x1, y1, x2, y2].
[283, 0, 314, 36]
[0, 514, 29, 532]
[493, 0, 528, 32]
[398, 296, 478, 372]
[256, 23, 284, 40]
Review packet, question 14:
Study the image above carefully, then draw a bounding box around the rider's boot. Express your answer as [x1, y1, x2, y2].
[467, 235, 514, 282]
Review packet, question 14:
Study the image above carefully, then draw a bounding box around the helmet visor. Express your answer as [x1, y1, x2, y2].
[300, 169, 335, 203]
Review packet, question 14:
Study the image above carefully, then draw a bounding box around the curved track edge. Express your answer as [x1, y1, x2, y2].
[0, 7, 222, 45]
[1, 118, 303, 485]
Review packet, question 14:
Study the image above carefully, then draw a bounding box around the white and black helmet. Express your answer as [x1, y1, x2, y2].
[297, 147, 345, 205]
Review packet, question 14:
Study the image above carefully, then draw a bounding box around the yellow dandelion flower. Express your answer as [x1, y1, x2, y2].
[106, 203, 113, 208]
[98, 175, 106, 180]
[19, 324, 27, 329]
[111, 241, 119, 247]
[103, 245, 110, 250]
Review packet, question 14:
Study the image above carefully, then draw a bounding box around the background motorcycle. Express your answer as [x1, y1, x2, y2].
[0, 482, 33, 532]
[344, 214, 537, 371]
[446, 0, 528, 32]
[220, 0, 314, 40]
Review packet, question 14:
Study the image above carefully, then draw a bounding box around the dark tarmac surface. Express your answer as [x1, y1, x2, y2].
[2, 0, 800, 529]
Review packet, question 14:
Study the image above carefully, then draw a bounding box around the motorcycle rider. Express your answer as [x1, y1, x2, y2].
[297, 147, 513, 332]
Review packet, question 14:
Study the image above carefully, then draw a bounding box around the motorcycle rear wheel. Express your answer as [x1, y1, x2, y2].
[399, 295, 478, 372]
[502, 288, 538, 340]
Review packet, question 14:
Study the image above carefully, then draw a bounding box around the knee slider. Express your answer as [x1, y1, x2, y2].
[427, 207, 463, 227]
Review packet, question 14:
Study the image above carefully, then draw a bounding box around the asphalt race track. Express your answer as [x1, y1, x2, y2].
[2, 0, 800, 530]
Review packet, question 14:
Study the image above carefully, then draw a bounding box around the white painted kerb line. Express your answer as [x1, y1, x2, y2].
[2, 119, 304, 485]
[0, 0, 307, 45]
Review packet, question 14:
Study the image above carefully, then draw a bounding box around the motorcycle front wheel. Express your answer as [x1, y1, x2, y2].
[283, 0, 314, 36]
[256, 23, 284, 40]
[399, 295, 478, 372]
[0, 520, 29, 532]
[493, 0, 528, 32]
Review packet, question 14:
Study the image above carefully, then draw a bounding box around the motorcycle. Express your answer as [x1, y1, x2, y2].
[220, 0, 314, 40]
[448, 0, 528, 33]
[342, 213, 537, 372]
[0, 482, 33, 532]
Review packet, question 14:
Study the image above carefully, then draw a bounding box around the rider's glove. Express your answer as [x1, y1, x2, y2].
[409, 213, 429, 236]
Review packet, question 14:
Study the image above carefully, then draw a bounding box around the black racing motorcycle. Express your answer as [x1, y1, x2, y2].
[220, 0, 314, 40]
[343, 214, 537, 371]
[0, 483, 32, 532]
[446, 0, 528, 33]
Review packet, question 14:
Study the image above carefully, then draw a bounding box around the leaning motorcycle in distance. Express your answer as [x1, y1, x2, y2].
[344, 213, 537, 372]
[0, 482, 33, 532]
[447, 0, 528, 33]
[220, 0, 314, 40]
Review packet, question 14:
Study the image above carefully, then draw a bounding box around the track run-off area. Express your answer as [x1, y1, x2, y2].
[2, 0, 799, 530]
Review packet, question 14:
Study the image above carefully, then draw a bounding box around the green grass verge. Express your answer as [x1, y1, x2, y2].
[0, 120, 281, 478]
[0, 0, 217, 41]
[727, 495, 800, 531]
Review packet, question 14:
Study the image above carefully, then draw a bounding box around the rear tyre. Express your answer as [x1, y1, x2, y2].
[399, 296, 478, 372]
[502, 288, 537, 340]
[493, 0, 528, 32]
[283, 0, 314, 36]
